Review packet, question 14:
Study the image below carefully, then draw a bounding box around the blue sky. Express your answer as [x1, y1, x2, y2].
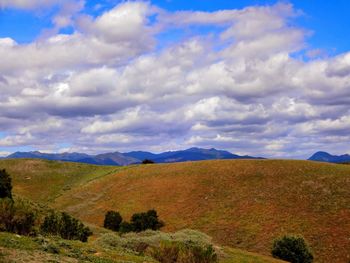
[1, 0, 349, 54]
[0, 0, 350, 158]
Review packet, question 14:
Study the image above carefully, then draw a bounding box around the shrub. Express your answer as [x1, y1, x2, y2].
[150, 241, 180, 262]
[118, 209, 164, 234]
[129, 209, 164, 232]
[0, 198, 14, 232]
[40, 211, 92, 242]
[97, 229, 217, 261]
[150, 241, 217, 263]
[119, 221, 134, 234]
[40, 212, 61, 235]
[103, 211, 122, 231]
[0, 169, 12, 199]
[272, 235, 313, 263]
[0, 198, 36, 236]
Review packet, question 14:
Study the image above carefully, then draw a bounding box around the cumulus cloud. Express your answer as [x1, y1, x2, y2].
[0, 1, 350, 158]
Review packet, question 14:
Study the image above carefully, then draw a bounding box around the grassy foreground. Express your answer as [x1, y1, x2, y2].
[1, 158, 349, 262]
[0, 230, 284, 263]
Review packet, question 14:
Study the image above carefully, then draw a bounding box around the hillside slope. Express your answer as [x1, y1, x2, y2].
[0, 159, 119, 204]
[0, 231, 284, 263]
[1, 159, 349, 262]
[53, 160, 349, 263]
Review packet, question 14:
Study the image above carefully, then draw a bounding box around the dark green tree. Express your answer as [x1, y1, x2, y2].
[119, 221, 134, 233]
[272, 235, 313, 263]
[40, 211, 92, 242]
[40, 212, 61, 236]
[144, 209, 164, 230]
[0, 198, 36, 236]
[0, 169, 12, 199]
[103, 211, 123, 231]
[130, 209, 164, 232]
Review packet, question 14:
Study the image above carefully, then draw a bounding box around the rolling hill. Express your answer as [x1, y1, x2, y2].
[5, 147, 262, 166]
[0, 158, 349, 262]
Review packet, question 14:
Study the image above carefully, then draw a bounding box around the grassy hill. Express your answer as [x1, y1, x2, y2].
[1, 158, 349, 262]
[0, 159, 120, 204]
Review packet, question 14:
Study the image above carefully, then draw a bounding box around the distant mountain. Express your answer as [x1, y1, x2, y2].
[6, 151, 139, 166]
[5, 148, 263, 166]
[123, 151, 158, 161]
[125, 147, 263, 163]
[308, 151, 350, 163]
[150, 147, 261, 163]
[91, 152, 139, 166]
[6, 151, 90, 161]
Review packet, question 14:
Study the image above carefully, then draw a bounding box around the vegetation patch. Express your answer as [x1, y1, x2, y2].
[272, 235, 313, 263]
[149, 240, 217, 263]
[40, 211, 92, 242]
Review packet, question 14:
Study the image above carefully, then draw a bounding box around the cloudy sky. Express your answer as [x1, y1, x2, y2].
[0, 0, 349, 158]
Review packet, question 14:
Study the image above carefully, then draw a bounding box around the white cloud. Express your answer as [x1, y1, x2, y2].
[1, 2, 350, 157]
[93, 2, 154, 43]
[0, 0, 60, 9]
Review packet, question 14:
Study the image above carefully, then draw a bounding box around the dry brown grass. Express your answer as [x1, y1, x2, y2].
[0, 159, 119, 204]
[2, 158, 349, 262]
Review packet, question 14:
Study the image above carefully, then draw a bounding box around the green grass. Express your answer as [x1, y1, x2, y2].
[0, 159, 119, 204]
[222, 247, 286, 263]
[0, 231, 156, 263]
[0, 230, 283, 263]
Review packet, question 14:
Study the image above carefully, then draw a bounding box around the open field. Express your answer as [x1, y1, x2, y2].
[1, 158, 349, 262]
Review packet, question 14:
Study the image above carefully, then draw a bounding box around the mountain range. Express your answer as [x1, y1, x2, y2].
[5, 149, 350, 165]
[4, 147, 263, 166]
[308, 151, 350, 163]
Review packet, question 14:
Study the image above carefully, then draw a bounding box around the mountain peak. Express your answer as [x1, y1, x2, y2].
[5, 148, 262, 165]
[308, 151, 350, 163]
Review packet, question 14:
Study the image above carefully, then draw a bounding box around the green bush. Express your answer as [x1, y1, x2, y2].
[0, 198, 36, 236]
[117, 209, 164, 234]
[119, 221, 134, 234]
[103, 211, 122, 231]
[150, 241, 217, 263]
[129, 209, 164, 233]
[0, 169, 12, 199]
[272, 235, 313, 263]
[40, 211, 92, 242]
[97, 229, 217, 261]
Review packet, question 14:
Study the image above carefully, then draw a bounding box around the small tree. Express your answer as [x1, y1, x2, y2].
[130, 209, 164, 232]
[0, 198, 36, 236]
[119, 221, 134, 233]
[272, 235, 313, 263]
[103, 211, 123, 231]
[40, 211, 92, 242]
[0, 169, 12, 199]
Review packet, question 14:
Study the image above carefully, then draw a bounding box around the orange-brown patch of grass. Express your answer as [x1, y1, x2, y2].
[0, 159, 119, 204]
[47, 159, 350, 263]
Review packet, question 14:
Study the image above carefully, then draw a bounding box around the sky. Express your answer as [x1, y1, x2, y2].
[0, 0, 349, 158]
